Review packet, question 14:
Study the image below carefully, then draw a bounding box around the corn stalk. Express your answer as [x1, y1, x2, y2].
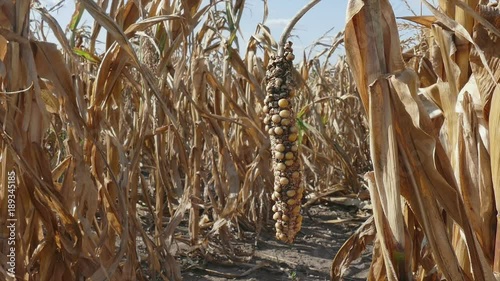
[331, 0, 500, 279]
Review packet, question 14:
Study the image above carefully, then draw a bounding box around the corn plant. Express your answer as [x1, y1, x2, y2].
[331, 0, 500, 280]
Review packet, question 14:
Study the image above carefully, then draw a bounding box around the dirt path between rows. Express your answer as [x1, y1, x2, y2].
[181, 203, 372, 281]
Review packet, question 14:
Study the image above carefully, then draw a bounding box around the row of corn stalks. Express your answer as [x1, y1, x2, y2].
[0, 0, 369, 280]
[331, 0, 500, 280]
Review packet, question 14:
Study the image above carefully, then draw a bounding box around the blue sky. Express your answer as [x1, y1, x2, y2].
[37, 0, 429, 58]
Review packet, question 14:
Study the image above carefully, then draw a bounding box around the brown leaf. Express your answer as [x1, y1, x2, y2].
[490, 86, 500, 272]
[331, 216, 376, 280]
[344, 0, 409, 278]
[398, 16, 437, 28]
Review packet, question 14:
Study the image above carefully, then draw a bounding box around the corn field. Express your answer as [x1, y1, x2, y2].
[0, 0, 498, 280]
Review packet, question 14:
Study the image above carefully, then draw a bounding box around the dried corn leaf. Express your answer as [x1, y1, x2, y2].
[491, 86, 500, 272]
[344, 0, 408, 278]
[330, 215, 376, 280]
[367, 237, 387, 281]
[343, 0, 498, 280]
[456, 87, 495, 262]
[389, 69, 494, 281]
[422, 0, 495, 81]
[31, 41, 85, 131]
[398, 16, 437, 28]
[469, 4, 500, 121]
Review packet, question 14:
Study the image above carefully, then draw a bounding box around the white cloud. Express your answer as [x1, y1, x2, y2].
[266, 18, 290, 27]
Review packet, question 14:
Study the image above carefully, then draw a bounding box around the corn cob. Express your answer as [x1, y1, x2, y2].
[264, 41, 303, 243]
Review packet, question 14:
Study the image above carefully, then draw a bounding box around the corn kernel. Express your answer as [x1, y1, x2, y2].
[275, 78, 283, 87]
[297, 184, 304, 194]
[275, 144, 286, 152]
[271, 114, 281, 124]
[277, 232, 286, 240]
[276, 163, 286, 171]
[272, 204, 279, 212]
[281, 118, 290, 126]
[274, 127, 284, 135]
[279, 110, 291, 118]
[279, 177, 289, 185]
[278, 98, 289, 108]
[296, 215, 303, 226]
[291, 205, 301, 215]
[275, 152, 284, 160]
[273, 212, 281, 220]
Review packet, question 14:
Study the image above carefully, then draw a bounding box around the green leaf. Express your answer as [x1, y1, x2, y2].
[73, 48, 100, 63]
[225, 2, 238, 48]
[69, 2, 84, 31]
[296, 118, 308, 145]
